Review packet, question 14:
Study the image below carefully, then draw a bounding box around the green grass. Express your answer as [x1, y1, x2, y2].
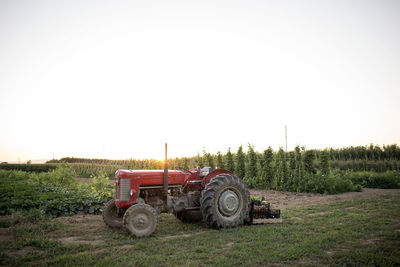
[1, 194, 399, 266]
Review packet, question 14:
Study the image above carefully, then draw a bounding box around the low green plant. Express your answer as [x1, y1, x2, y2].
[0, 168, 110, 217]
[30, 163, 77, 189]
[342, 170, 400, 189]
[295, 172, 359, 194]
[250, 196, 260, 202]
[78, 173, 114, 199]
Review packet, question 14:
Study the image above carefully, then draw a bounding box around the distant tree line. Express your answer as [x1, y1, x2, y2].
[45, 144, 400, 175]
[0, 164, 57, 173]
[316, 144, 400, 161]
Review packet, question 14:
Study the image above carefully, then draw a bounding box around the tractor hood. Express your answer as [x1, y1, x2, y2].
[116, 169, 186, 186]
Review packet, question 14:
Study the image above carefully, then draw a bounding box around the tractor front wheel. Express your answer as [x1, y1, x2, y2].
[200, 174, 250, 229]
[123, 203, 158, 237]
[102, 199, 123, 228]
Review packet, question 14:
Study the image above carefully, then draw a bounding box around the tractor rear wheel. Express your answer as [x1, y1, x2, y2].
[102, 199, 123, 228]
[123, 203, 158, 237]
[200, 174, 250, 229]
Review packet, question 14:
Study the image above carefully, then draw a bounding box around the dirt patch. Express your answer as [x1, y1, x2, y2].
[57, 236, 105, 245]
[159, 231, 207, 241]
[296, 257, 319, 266]
[324, 235, 383, 257]
[309, 211, 332, 216]
[3, 246, 36, 258]
[222, 242, 234, 250]
[51, 216, 108, 246]
[361, 237, 381, 245]
[51, 214, 109, 244]
[290, 217, 304, 222]
[0, 227, 13, 243]
[249, 188, 400, 210]
[53, 214, 108, 233]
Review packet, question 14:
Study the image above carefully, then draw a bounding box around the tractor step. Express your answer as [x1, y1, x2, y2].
[249, 201, 281, 225]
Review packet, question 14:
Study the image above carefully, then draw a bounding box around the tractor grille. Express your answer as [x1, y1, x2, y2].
[119, 178, 131, 202]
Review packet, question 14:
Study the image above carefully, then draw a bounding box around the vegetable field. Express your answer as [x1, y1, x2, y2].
[0, 166, 113, 218]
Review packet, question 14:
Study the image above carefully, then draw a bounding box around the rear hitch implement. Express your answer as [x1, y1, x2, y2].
[249, 201, 281, 224]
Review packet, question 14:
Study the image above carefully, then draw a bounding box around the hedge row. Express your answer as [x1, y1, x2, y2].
[0, 164, 57, 173]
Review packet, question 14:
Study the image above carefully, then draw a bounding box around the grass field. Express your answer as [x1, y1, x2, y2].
[1, 190, 399, 266]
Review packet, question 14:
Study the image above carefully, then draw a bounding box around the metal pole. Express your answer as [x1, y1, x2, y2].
[163, 143, 168, 194]
[285, 125, 288, 152]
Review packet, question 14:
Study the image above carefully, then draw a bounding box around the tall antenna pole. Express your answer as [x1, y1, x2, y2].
[285, 125, 288, 152]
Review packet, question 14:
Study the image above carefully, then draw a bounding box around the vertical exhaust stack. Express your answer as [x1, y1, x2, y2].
[163, 143, 168, 197]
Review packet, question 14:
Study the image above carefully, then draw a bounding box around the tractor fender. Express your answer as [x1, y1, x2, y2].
[201, 169, 233, 187]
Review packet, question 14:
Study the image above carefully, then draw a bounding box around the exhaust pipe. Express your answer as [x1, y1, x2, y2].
[163, 143, 168, 196]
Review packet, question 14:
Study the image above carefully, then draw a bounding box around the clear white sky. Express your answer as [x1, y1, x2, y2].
[0, 0, 399, 162]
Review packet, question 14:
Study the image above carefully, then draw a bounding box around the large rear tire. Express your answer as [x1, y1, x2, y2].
[200, 174, 250, 229]
[102, 199, 123, 228]
[123, 203, 158, 237]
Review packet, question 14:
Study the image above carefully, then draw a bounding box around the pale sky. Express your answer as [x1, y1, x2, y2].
[1, 0, 399, 162]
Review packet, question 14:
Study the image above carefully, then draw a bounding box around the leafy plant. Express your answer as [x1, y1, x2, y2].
[0, 168, 111, 217]
[79, 173, 114, 199]
[303, 150, 316, 174]
[203, 149, 215, 169]
[216, 151, 224, 169]
[260, 147, 274, 188]
[274, 148, 288, 190]
[342, 170, 400, 189]
[225, 148, 234, 172]
[320, 150, 330, 175]
[246, 144, 258, 182]
[235, 146, 246, 179]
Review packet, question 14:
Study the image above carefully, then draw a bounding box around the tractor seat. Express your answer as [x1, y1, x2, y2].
[200, 167, 212, 178]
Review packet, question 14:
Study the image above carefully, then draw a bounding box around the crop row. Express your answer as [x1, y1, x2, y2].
[0, 164, 57, 172]
[0, 167, 112, 217]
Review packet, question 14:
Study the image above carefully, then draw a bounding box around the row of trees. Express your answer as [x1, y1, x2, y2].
[317, 144, 400, 161]
[196, 145, 331, 190]
[45, 144, 399, 182]
[191, 145, 363, 193]
[170, 145, 400, 174]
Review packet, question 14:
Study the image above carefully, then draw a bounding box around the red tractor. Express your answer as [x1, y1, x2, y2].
[102, 144, 279, 237]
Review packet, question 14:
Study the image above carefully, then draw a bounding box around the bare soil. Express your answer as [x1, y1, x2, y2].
[0, 227, 13, 242]
[249, 188, 400, 210]
[53, 214, 108, 235]
[159, 231, 207, 241]
[3, 246, 37, 258]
